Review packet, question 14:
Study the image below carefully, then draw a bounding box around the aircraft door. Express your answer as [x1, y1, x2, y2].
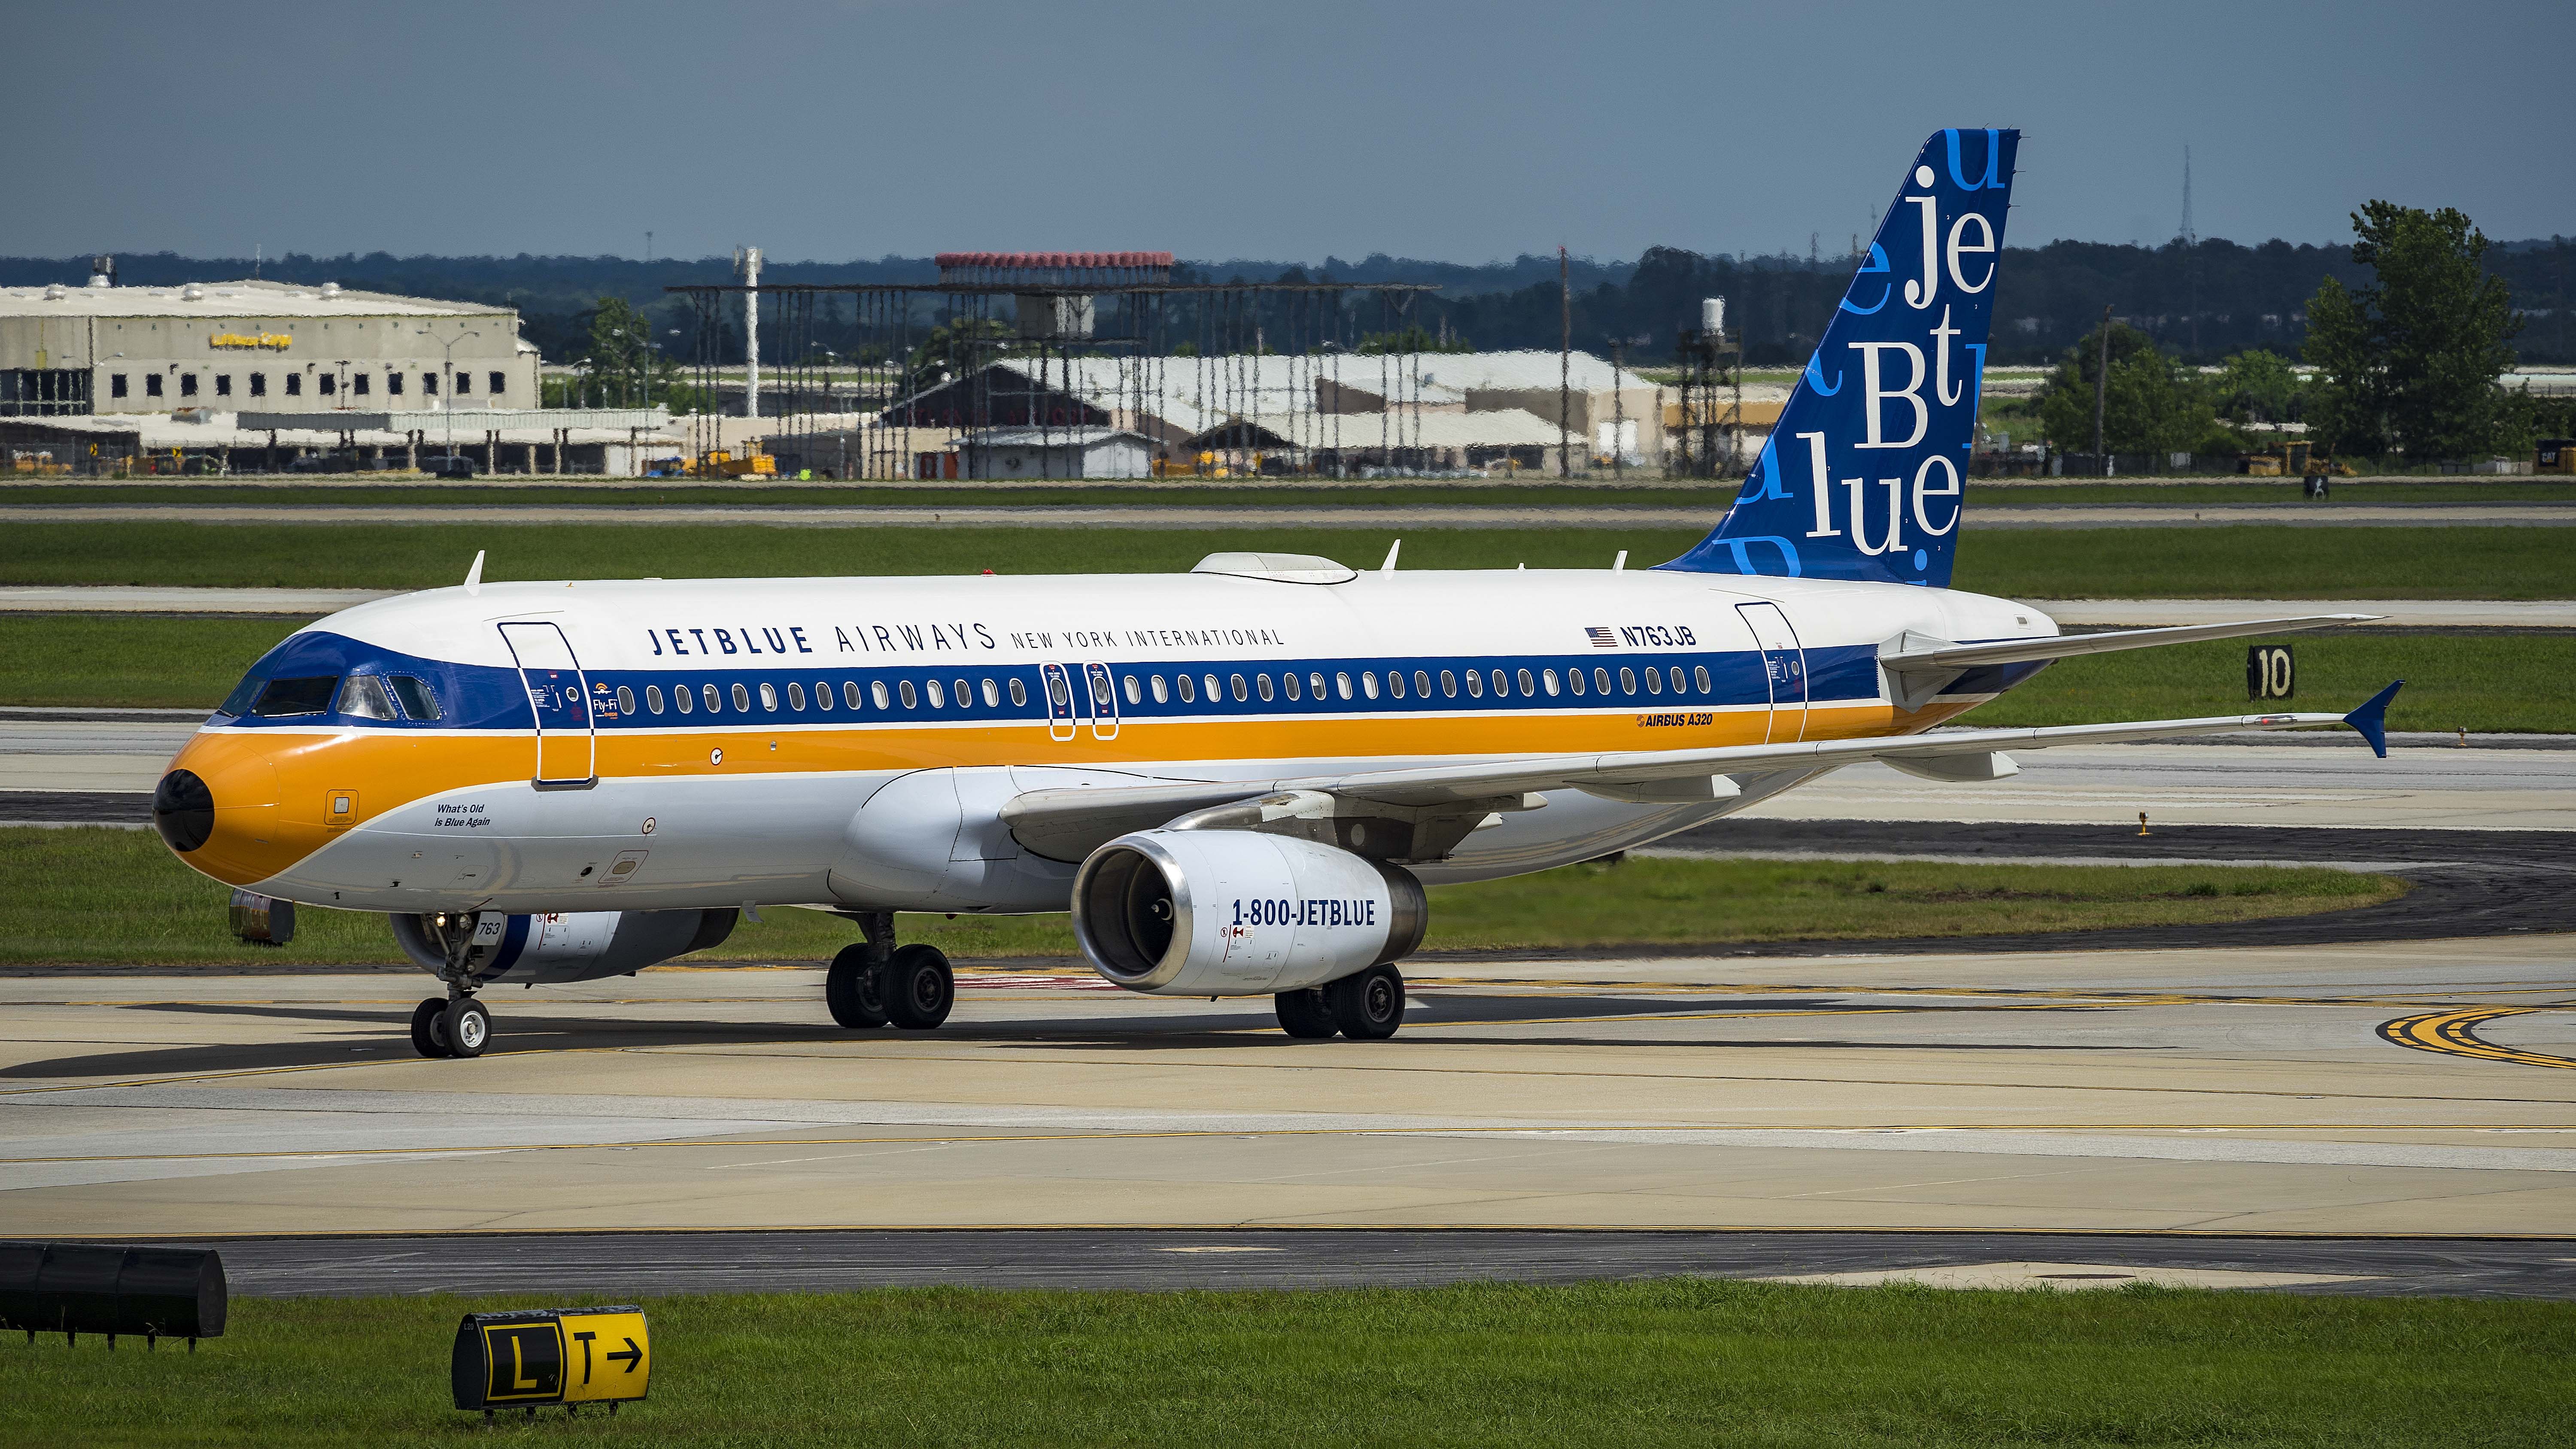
[1084, 662, 1120, 741]
[497, 621, 597, 787]
[1040, 663, 1078, 741]
[1736, 602, 1809, 743]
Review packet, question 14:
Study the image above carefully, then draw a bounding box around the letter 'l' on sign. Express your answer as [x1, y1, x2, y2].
[452, 1307, 650, 1414]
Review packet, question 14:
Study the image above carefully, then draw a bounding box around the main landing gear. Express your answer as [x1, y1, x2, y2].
[827, 912, 954, 1032]
[1274, 963, 1406, 1041]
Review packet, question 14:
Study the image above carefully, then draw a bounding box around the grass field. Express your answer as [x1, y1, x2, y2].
[1, 521, 2570, 598]
[4, 1281, 2570, 1448]
[0, 827, 2398, 967]
[4, 609, 2561, 731]
[5, 477, 2572, 506]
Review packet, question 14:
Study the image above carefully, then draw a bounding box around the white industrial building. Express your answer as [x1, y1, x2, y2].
[0, 270, 538, 419]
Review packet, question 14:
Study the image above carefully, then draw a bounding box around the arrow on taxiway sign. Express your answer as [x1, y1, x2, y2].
[608, 1338, 642, 1373]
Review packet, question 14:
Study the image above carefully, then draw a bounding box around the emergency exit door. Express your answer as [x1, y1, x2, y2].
[1736, 602, 1809, 743]
[497, 621, 596, 787]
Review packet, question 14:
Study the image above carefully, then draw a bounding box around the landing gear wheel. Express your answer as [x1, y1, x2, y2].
[826, 943, 892, 1028]
[410, 997, 454, 1058]
[885, 944, 954, 1031]
[1326, 964, 1405, 1040]
[440, 997, 492, 1058]
[1275, 988, 1338, 1039]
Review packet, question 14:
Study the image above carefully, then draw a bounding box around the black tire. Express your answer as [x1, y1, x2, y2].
[885, 944, 954, 1031]
[1275, 988, 1339, 1039]
[825, 943, 890, 1029]
[410, 997, 453, 1058]
[441, 998, 492, 1058]
[1326, 964, 1405, 1040]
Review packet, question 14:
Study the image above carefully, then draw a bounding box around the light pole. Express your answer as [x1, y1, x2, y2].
[417, 327, 482, 463]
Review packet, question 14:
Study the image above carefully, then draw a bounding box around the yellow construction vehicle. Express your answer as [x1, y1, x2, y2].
[2238, 440, 2351, 477]
[675, 447, 777, 479]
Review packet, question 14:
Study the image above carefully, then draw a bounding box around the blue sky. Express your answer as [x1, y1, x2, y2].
[7, 0, 2569, 264]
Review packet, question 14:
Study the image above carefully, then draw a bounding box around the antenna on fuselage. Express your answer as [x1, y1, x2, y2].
[463, 550, 485, 595]
[1613, 551, 1628, 571]
[1379, 540, 1401, 573]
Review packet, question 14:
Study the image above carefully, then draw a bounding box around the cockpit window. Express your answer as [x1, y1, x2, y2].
[389, 675, 442, 721]
[337, 676, 398, 720]
[252, 676, 340, 716]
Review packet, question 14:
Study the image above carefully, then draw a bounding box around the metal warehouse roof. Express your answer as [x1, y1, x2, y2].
[0, 278, 511, 320]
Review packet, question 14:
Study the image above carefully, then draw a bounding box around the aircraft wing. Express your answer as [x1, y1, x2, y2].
[999, 682, 2405, 861]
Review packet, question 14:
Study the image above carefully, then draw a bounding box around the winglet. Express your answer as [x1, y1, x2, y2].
[463, 549, 485, 595]
[2342, 679, 2403, 758]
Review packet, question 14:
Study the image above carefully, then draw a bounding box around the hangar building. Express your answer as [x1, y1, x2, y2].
[0, 270, 537, 418]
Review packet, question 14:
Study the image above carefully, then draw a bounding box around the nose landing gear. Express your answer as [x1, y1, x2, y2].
[410, 995, 492, 1058]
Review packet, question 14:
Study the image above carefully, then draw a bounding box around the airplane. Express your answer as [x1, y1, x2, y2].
[149, 128, 2399, 1059]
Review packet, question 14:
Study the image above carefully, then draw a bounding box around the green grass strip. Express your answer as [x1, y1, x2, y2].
[3, 1281, 2570, 1447]
[3, 522, 2568, 598]
[0, 827, 2395, 967]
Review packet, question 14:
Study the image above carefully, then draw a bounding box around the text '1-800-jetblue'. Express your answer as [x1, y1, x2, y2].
[151, 130, 2400, 1056]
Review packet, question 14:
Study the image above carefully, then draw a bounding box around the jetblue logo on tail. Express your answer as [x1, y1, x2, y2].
[1663, 129, 2018, 588]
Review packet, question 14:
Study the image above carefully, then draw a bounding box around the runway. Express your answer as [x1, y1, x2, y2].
[5, 502, 2570, 529]
[183, 1228, 2576, 1300]
[2, 934, 2570, 1254]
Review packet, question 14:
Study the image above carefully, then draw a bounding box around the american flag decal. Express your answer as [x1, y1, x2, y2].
[1585, 627, 1616, 648]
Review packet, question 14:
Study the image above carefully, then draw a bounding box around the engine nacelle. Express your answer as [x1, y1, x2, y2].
[1071, 830, 1426, 996]
[390, 908, 736, 986]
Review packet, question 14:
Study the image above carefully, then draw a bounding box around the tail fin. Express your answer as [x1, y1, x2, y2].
[1662, 129, 2019, 588]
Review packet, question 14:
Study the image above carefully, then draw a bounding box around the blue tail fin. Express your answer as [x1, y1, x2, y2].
[1662, 129, 2020, 587]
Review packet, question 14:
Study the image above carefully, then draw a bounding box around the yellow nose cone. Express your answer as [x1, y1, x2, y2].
[159, 731, 309, 887]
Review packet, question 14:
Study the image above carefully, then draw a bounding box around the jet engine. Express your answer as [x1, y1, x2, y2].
[1070, 830, 1426, 996]
[389, 908, 737, 986]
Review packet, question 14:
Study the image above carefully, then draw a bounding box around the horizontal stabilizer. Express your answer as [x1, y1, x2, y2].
[1878, 614, 2377, 675]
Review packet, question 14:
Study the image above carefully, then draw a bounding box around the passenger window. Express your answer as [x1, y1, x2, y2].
[1517, 668, 1535, 697]
[645, 685, 665, 714]
[1543, 669, 1559, 696]
[1440, 670, 1457, 697]
[1229, 674, 1248, 702]
[1670, 666, 1688, 694]
[1385, 670, 1404, 700]
[899, 680, 917, 708]
[872, 680, 891, 709]
[1567, 667, 1585, 697]
[1464, 670, 1482, 698]
[757, 682, 777, 710]
[1009, 677, 1027, 707]
[1203, 673, 1221, 702]
[1283, 672, 1301, 701]
[616, 685, 636, 715]
[335, 676, 397, 719]
[1361, 671, 1379, 700]
[1123, 674, 1142, 705]
[1618, 667, 1636, 694]
[1694, 664, 1711, 693]
[1413, 670, 1429, 697]
[809, 680, 828, 711]
[1645, 668, 1662, 694]
[1256, 673, 1274, 701]
[1335, 672, 1352, 700]
[1492, 669, 1510, 697]
[703, 683, 720, 712]
[848, 680, 866, 709]
[952, 678, 969, 708]
[252, 676, 338, 716]
[1596, 667, 1613, 694]
[732, 683, 751, 711]
[1151, 675, 1169, 703]
[675, 685, 694, 714]
[926, 680, 946, 709]
[983, 679, 1001, 707]
[1309, 671, 1327, 698]
[1177, 673, 1196, 703]
[787, 682, 805, 710]
[390, 675, 443, 720]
